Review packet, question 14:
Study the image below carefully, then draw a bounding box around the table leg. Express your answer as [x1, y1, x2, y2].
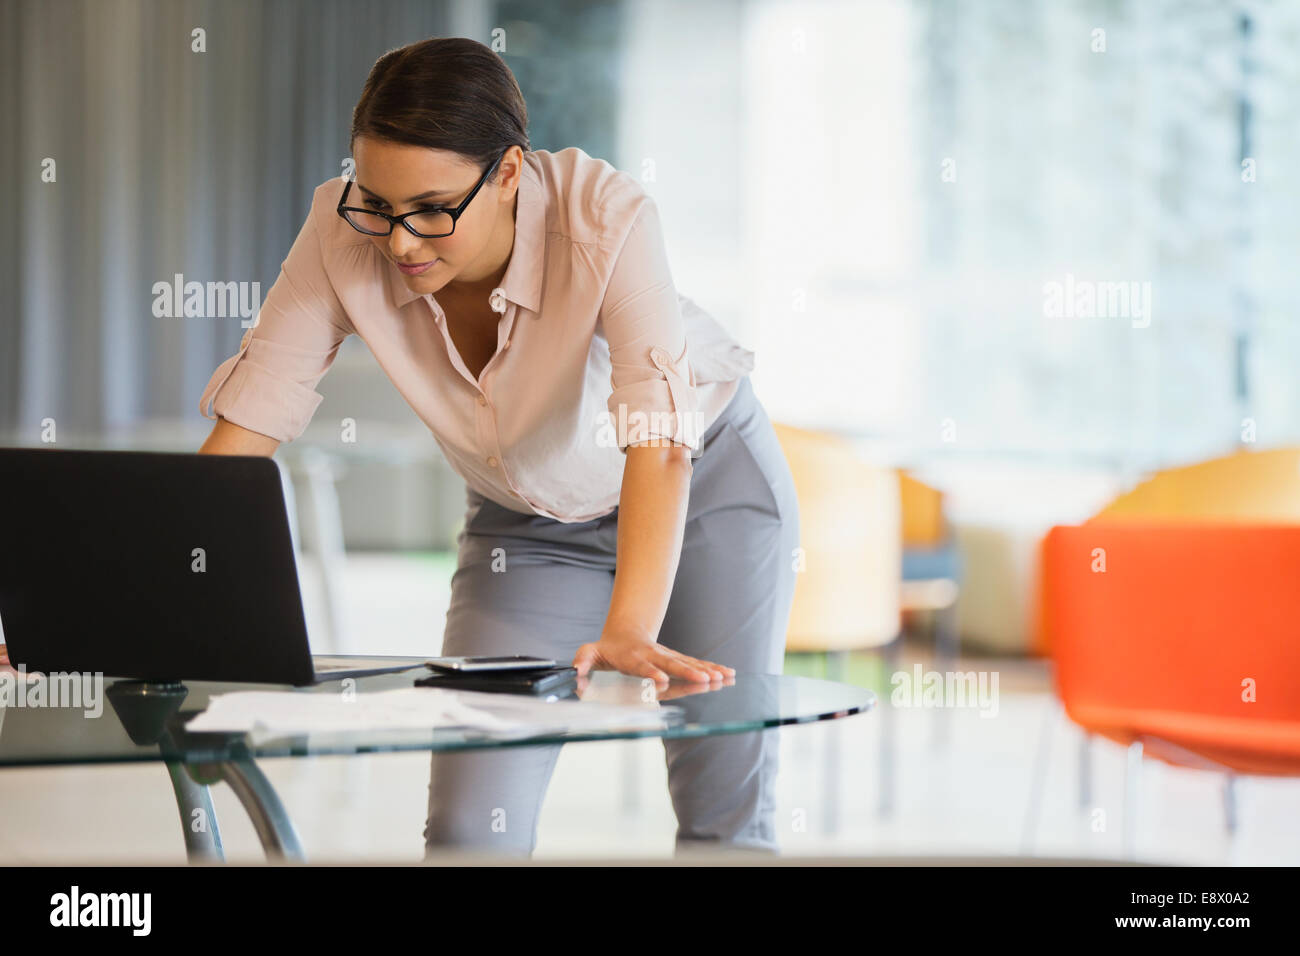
[165, 760, 224, 863]
[181, 758, 305, 862]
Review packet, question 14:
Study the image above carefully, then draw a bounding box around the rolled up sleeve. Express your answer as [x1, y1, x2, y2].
[601, 199, 702, 453]
[197, 202, 353, 443]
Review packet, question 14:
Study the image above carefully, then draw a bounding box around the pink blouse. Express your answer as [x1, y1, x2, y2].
[198, 147, 755, 523]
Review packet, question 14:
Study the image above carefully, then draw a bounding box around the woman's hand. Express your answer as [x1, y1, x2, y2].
[0, 644, 8, 667]
[573, 631, 735, 684]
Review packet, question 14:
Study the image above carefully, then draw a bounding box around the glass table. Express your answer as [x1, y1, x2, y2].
[0, 667, 875, 862]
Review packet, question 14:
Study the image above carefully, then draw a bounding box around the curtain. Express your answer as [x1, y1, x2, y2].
[0, 0, 467, 438]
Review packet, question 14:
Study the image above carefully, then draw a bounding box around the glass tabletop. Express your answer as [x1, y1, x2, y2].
[0, 669, 876, 767]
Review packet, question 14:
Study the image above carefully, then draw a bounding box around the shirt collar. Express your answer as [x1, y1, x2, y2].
[386, 155, 545, 316]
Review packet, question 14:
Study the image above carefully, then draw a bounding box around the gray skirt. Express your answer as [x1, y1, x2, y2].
[424, 374, 800, 856]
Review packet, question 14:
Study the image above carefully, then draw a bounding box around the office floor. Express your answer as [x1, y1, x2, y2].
[0, 552, 1296, 865]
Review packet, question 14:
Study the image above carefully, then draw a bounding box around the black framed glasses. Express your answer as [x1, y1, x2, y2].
[336, 149, 507, 239]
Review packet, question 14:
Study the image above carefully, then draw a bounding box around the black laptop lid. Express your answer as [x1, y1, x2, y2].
[0, 448, 316, 685]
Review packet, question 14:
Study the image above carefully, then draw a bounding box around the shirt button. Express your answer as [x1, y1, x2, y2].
[487, 456, 498, 467]
[651, 347, 668, 364]
[477, 395, 487, 406]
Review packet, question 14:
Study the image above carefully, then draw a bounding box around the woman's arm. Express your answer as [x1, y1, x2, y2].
[572, 441, 735, 684]
[198, 417, 281, 456]
[197, 182, 355, 447]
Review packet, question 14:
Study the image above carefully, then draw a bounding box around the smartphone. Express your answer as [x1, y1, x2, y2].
[425, 655, 560, 672]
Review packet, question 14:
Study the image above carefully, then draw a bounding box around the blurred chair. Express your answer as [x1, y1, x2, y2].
[772, 422, 902, 823]
[898, 470, 962, 748]
[1027, 447, 1300, 858]
[1092, 447, 1300, 524]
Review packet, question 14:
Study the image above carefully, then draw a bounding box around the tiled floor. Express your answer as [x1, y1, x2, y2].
[1, 553, 1295, 865]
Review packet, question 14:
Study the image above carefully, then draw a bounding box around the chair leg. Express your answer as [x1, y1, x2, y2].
[934, 599, 959, 668]
[826, 649, 847, 684]
[930, 602, 959, 751]
[823, 711, 841, 838]
[877, 633, 902, 819]
[1224, 773, 1248, 865]
[822, 651, 846, 836]
[1078, 732, 1093, 810]
[1123, 739, 1144, 860]
[272, 457, 303, 555]
[298, 447, 350, 654]
[1019, 694, 1059, 855]
[1222, 772, 1238, 835]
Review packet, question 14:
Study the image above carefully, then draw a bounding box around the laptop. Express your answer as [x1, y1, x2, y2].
[0, 448, 429, 686]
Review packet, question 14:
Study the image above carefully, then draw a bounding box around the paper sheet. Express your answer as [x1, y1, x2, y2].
[183, 686, 681, 741]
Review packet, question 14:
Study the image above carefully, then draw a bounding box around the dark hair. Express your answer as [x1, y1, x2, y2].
[350, 37, 530, 183]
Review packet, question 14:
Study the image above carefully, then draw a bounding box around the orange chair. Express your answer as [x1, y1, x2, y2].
[1033, 447, 1300, 856]
[1033, 447, 1300, 657]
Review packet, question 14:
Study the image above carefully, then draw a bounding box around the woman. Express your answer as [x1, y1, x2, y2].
[197, 37, 799, 855]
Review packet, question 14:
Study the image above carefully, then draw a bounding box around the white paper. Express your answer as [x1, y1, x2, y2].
[184, 686, 680, 741]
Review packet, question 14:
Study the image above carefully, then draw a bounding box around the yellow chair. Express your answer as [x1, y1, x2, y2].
[775, 423, 901, 654]
[1095, 447, 1300, 523]
[772, 422, 902, 819]
[900, 470, 946, 546]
